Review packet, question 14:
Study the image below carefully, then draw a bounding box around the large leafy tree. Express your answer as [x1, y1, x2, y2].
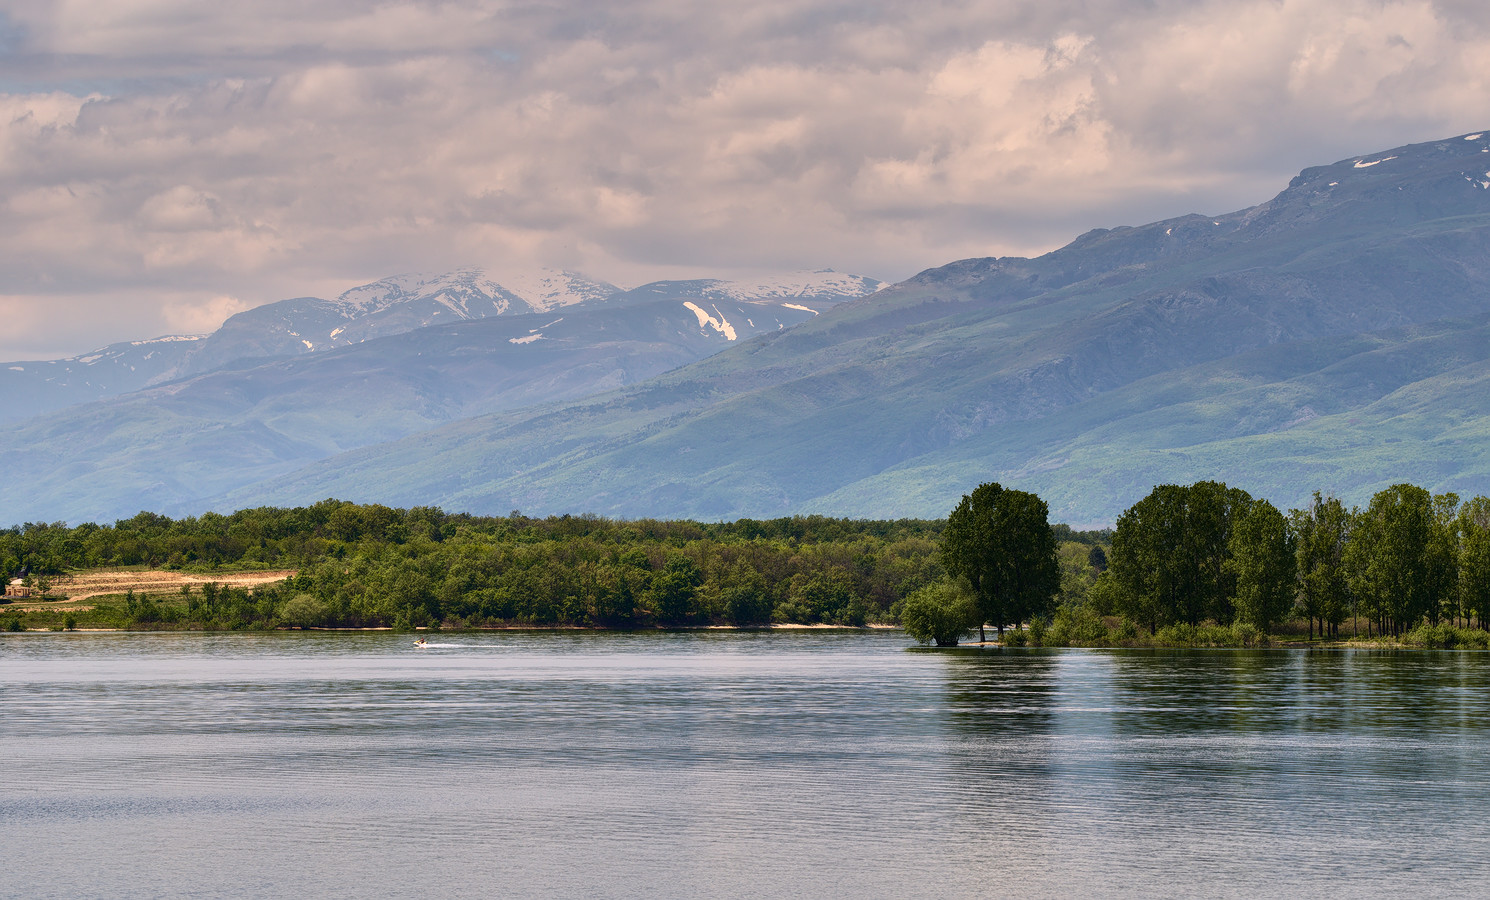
[940, 483, 1060, 641]
[1109, 481, 1252, 632]
[1227, 499, 1296, 633]
[1290, 492, 1353, 639]
[1178, 481, 1253, 625]
[1458, 497, 1490, 629]
[1109, 484, 1189, 634]
[1346, 484, 1456, 635]
[1431, 493, 1463, 625]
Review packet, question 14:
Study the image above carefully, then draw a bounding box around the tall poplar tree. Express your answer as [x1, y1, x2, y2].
[1290, 493, 1353, 639]
[1459, 497, 1490, 629]
[1109, 484, 1189, 634]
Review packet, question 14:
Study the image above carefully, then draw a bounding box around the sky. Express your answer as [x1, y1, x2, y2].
[2, 0, 1489, 360]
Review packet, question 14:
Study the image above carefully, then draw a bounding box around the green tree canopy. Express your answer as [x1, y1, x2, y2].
[1459, 497, 1490, 630]
[899, 579, 979, 647]
[1228, 498, 1296, 633]
[1289, 492, 1353, 639]
[1346, 484, 1456, 635]
[940, 482, 1060, 640]
[1109, 481, 1252, 632]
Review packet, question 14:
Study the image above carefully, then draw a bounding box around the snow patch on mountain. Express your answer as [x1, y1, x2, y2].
[495, 270, 616, 311]
[707, 269, 881, 302]
[333, 267, 617, 317]
[683, 302, 738, 340]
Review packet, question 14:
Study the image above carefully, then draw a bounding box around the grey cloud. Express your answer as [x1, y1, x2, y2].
[2, 0, 1490, 360]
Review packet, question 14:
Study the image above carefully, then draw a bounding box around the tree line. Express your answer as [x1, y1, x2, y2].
[1, 501, 946, 629]
[1094, 481, 1490, 639]
[8, 480, 1486, 640]
[900, 480, 1490, 647]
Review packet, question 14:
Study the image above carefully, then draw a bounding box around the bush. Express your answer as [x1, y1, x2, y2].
[280, 593, 330, 629]
[1152, 621, 1270, 648]
[1043, 604, 1111, 646]
[899, 580, 978, 646]
[1402, 623, 1490, 649]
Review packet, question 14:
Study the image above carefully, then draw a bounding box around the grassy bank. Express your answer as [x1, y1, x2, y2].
[979, 607, 1490, 650]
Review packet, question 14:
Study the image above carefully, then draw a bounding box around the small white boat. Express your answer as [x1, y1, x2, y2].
[413, 638, 427, 648]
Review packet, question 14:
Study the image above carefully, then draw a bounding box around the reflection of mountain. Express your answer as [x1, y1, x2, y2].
[221, 132, 1490, 525]
[0, 271, 880, 523]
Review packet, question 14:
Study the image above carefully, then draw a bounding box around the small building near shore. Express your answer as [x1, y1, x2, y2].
[4, 579, 32, 599]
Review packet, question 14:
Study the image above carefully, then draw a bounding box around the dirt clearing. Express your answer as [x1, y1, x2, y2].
[39, 569, 297, 603]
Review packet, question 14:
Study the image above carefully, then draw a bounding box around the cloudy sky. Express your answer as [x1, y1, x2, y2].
[3, 0, 1489, 359]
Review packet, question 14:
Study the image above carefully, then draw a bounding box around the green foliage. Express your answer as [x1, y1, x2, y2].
[1043, 604, 1111, 647]
[1290, 493, 1353, 639]
[280, 593, 329, 629]
[1085, 570, 1124, 616]
[1, 504, 947, 630]
[1109, 481, 1252, 632]
[1460, 497, 1490, 630]
[1151, 622, 1269, 648]
[1401, 623, 1490, 650]
[1056, 541, 1102, 607]
[647, 555, 702, 625]
[719, 570, 773, 626]
[941, 482, 1060, 636]
[1228, 499, 1296, 633]
[774, 573, 866, 626]
[1347, 484, 1457, 635]
[10, 480, 1490, 641]
[899, 579, 979, 646]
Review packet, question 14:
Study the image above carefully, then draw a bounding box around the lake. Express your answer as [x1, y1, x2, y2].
[4, 630, 1490, 898]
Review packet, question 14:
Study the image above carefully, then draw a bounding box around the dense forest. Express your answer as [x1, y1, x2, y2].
[5, 479, 1487, 647]
[0, 502, 973, 630]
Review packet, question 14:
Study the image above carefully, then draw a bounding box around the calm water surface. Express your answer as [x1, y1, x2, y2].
[4, 631, 1490, 898]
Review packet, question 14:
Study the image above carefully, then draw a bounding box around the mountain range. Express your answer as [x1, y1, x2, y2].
[4, 131, 1490, 526]
[0, 269, 880, 521]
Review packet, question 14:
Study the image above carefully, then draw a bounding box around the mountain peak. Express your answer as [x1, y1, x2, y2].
[332, 267, 619, 316]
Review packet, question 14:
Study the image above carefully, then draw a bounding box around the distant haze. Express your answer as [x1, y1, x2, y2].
[3, 0, 1490, 359]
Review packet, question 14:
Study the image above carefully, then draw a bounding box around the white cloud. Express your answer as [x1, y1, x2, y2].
[162, 294, 250, 335]
[1, 0, 1489, 359]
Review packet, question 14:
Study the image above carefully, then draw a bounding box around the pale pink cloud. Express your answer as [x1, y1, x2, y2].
[0, 0, 1487, 359]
